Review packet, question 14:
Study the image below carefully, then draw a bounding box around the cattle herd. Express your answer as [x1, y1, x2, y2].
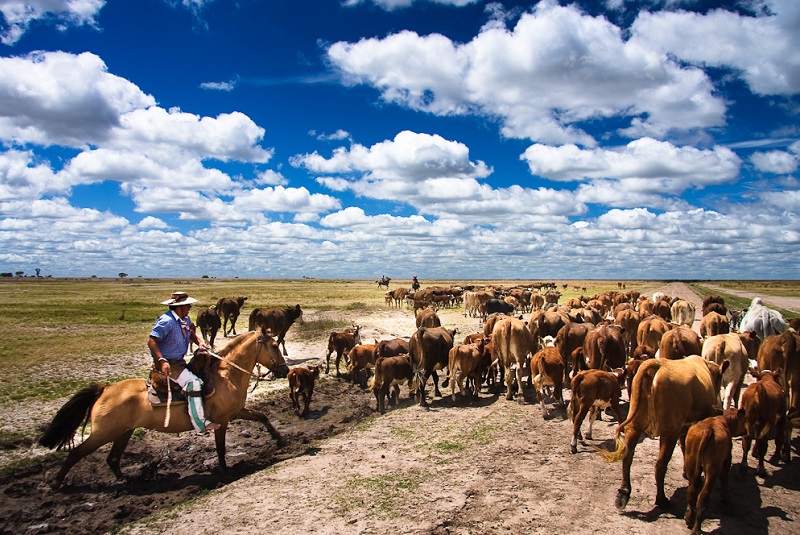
[202, 284, 799, 535]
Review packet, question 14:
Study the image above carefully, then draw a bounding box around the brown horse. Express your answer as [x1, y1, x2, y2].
[38, 328, 289, 489]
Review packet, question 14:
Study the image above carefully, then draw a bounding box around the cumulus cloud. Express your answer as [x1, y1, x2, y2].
[327, 1, 725, 145]
[522, 138, 741, 193]
[631, 0, 800, 96]
[750, 149, 799, 174]
[0, 0, 104, 45]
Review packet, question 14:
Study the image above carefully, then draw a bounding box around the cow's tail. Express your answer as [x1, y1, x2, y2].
[597, 360, 660, 463]
[38, 383, 105, 450]
[567, 374, 582, 422]
[597, 334, 607, 370]
[751, 383, 774, 440]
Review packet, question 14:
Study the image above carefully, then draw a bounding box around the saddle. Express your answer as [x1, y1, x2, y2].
[146, 349, 218, 406]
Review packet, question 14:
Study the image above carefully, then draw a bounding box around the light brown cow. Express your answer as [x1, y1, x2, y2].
[658, 324, 702, 360]
[683, 409, 747, 535]
[347, 343, 377, 388]
[701, 331, 760, 409]
[288, 365, 320, 418]
[757, 330, 800, 417]
[569, 368, 625, 453]
[615, 308, 640, 359]
[637, 315, 673, 351]
[699, 311, 729, 338]
[492, 316, 533, 402]
[448, 339, 487, 401]
[531, 346, 565, 418]
[369, 355, 414, 414]
[388, 287, 408, 308]
[740, 369, 789, 477]
[599, 355, 728, 510]
[416, 307, 441, 328]
[670, 299, 697, 327]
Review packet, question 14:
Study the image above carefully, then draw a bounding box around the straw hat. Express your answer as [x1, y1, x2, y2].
[160, 292, 198, 306]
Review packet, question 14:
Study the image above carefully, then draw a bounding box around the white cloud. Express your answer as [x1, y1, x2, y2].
[200, 80, 236, 91]
[522, 138, 741, 193]
[137, 216, 169, 229]
[342, 0, 478, 10]
[328, 1, 725, 145]
[750, 149, 799, 174]
[0, 0, 104, 45]
[0, 150, 69, 201]
[631, 0, 800, 96]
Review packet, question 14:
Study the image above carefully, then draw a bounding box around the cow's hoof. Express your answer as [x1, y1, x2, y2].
[585, 432, 593, 440]
[655, 495, 671, 509]
[570, 444, 578, 454]
[615, 489, 630, 510]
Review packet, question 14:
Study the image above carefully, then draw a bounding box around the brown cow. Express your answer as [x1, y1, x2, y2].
[248, 304, 304, 356]
[288, 365, 320, 417]
[615, 308, 640, 359]
[740, 369, 789, 477]
[699, 311, 729, 338]
[569, 368, 625, 453]
[702, 331, 760, 409]
[583, 323, 626, 371]
[789, 317, 800, 332]
[625, 349, 655, 399]
[195, 306, 221, 349]
[216, 296, 248, 337]
[370, 355, 414, 413]
[683, 409, 747, 535]
[448, 339, 486, 401]
[347, 343, 377, 388]
[757, 330, 800, 417]
[388, 287, 408, 308]
[658, 325, 702, 360]
[325, 325, 362, 376]
[702, 295, 727, 317]
[637, 315, 673, 351]
[531, 346, 565, 418]
[599, 355, 728, 510]
[375, 337, 410, 359]
[416, 307, 441, 328]
[528, 310, 566, 351]
[409, 326, 456, 407]
[555, 322, 592, 383]
[492, 317, 533, 402]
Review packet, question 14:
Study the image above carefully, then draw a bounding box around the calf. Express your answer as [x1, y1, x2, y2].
[195, 306, 221, 350]
[568, 368, 624, 453]
[740, 369, 788, 477]
[531, 346, 565, 418]
[370, 355, 414, 413]
[347, 343, 377, 388]
[683, 409, 747, 535]
[287, 365, 320, 418]
[325, 325, 362, 376]
[447, 339, 486, 402]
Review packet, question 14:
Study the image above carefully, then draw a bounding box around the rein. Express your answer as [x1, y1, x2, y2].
[205, 335, 277, 392]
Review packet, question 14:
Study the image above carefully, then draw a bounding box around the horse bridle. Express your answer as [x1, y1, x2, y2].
[204, 333, 278, 392]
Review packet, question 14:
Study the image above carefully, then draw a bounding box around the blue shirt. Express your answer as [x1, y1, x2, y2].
[150, 310, 194, 361]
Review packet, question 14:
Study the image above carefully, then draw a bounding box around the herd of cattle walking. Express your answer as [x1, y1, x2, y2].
[197, 284, 799, 534]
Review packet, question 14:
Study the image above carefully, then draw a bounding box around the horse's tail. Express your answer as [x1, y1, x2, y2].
[38, 383, 105, 450]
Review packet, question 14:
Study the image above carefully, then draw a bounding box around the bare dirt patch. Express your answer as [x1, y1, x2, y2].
[2, 285, 799, 534]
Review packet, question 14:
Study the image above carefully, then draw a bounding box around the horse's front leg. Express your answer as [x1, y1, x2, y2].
[214, 425, 228, 470]
[234, 408, 286, 447]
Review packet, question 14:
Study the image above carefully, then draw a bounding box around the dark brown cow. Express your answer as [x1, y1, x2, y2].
[702, 295, 727, 317]
[288, 365, 320, 417]
[216, 296, 248, 337]
[347, 343, 377, 388]
[370, 355, 414, 413]
[195, 306, 221, 349]
[248, 304, 304, 356]
[531, 346, 565, 418]
[583, 323, 626, 371]
[416, 307, 441, 328]
[388, 287, 408, 308]
[599, 356, 728, 510]
[699, 311, 729, 338]
[654, 299, 672, 322]
[325, 325, 362, 376]
[683, 409, 747, 535]
[554, 322, 591, 383]
[740, 370, 789, 477]
[757, 330, 800, 444]
[658, 324, 702, 360]
[375, 338, 410, 359]
[789, 317, 800, 332]
[528, 310, 566, 350]
[409, 326, 457, 407]
[569, 368, 625, 453]
[625, 349, 655, 399]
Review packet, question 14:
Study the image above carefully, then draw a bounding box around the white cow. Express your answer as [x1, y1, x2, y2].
[740, 297, 786, 342]
[670, 299, 696, 327]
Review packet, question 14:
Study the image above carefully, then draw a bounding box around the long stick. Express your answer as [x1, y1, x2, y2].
[164, 376, 172, 428]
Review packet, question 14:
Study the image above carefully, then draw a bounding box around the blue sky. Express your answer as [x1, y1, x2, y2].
[1, 0, 798, 280]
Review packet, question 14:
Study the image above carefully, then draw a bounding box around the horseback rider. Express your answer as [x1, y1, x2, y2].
[412, 276, 420, 292]
[147, 292, 220, 434]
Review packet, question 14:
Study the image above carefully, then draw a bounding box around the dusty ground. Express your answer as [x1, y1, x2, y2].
[2, 282, 799, 534]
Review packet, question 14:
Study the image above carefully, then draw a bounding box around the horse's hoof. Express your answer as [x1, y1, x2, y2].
[615, 489, 630, 510]
[570, 445, 578, 454]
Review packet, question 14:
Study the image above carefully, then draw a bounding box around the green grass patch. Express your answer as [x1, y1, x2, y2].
[688, 283, 798, 319]
[338, 470, 424, 518]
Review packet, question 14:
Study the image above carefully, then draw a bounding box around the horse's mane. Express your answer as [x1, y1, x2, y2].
[217, 330, 256, 357]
